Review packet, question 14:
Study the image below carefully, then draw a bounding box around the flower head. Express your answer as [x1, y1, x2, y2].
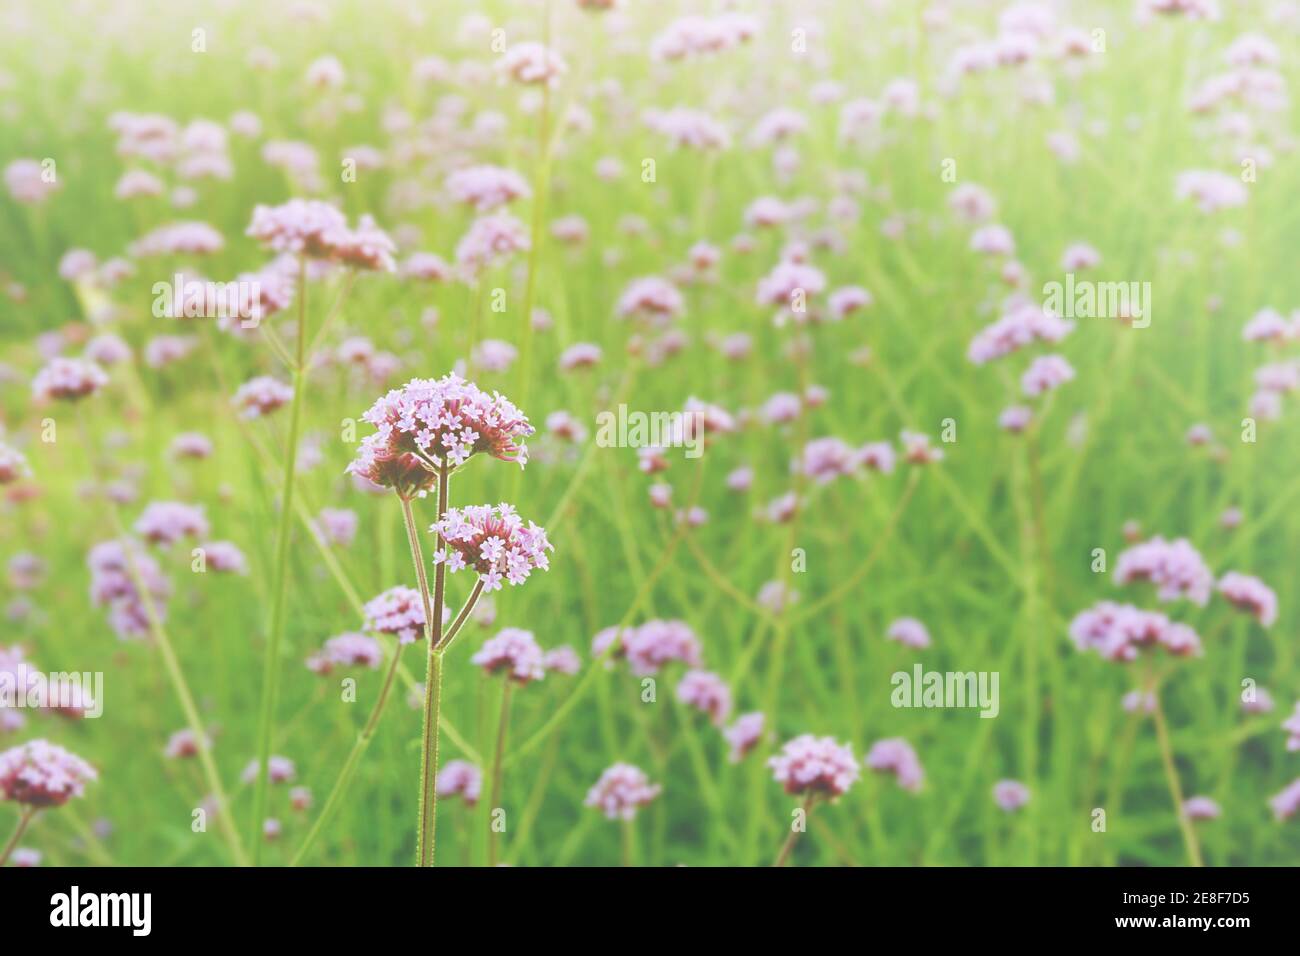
[471, 628, 545, 683]
[88, 539, 171, 640]
[1115, 536, 1214, 606]
[348, 374, 533, 482]
[363, 586, 426, 644]
[584, 763, 661, 820]
[1217, 572, 1277, 627]
[242, 756, 295, 785]
[437, 760, 483, 805]
[307, 632, 383, 674]
[724, 712, 766, 762]
[769, 734, 860, 798]
[32, 357, 108, 402]
[993, 779, 1030, 811]
[675, 670, 732, 726]
[887, 617, 931, 649]
[865, 737, 924, 792]
[431, 504, 552, 592]
[0, 740, 97, 807]
[0, 442, 30, 485]
[134, 501, 210, 548]
[232, 376, 293, 419]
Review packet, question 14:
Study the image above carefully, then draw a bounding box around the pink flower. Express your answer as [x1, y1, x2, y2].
[437, 760, 483, 805]
[585, 763, 661, 820]
[1061, 242, 1101, 271]
[887, 617, 931, 649]
[623, 620, 702, 676]
[999, 405, 1033, 433]
[1115, 536, 1214, 605]
[1021, 354, 1076, 397]
[900, 430, 944, 464]
[445, 165, 531, 211]
[828, 286, 873, 319]
[724, 712, 765, 762]
[1268, 779, 1300, 821]
[232, 376, 293, 419]
[201, 541, 248, 574]
[993, 779, 1030, 811]
[163, 728, 211, 760]
[559, 343, 602, 371]
[1175, 170, 1246, 213]
[130, 221, 225, 257]
[676, 670, 732, 726]
[756, 260, 827, 309]
[0, 442, 30, 485]
[316, 508, 359, 547]
[307, 632, 383, 674]
[970, 224, 1015, 256]
[6, 159, 59, 203]
[471, 628, 546, 683]
[495, 42, 567, 87]
[401, 252, 452, 282]
[757, 580, 799, 613]
[865, 738, 925, 792]
[616, 276, 685, 322]
[88, 539, 171, 640]
[796, 437, 859, 483]
[246, 198, 346, 257]
[455, 212, 530, 273]
[348, 373, 533, 480]
[769, 734, 860, 798]
[646, 108, 731, 150]
[242, 756, 295, 785]
[472, 339, 517, 373]
[363, 586, 426, 644]
[431, 504, 552, 592]
[968, 301, 1074, 365]
[1243, 308, 1291, 343]
[1282, 702, 1300, 752]
[948, 183, 996, 223]
[1183, 796, 1221, 820]
[542, 645, 581, 675]
[32, 357, 109, 402]
[134, 501, 209, 547]
[1069, 600, 1203, 661]
[1217, 572, 1277, 627]
[0, 740, 97, 807]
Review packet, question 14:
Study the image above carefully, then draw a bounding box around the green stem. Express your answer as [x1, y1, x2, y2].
[289, 638, 406, 866]
[1150, 675, 1204, 867]
[251, 256, 307, 864]
[773, 794, 817, 867]
[414, 465, 451, 866]
[0, 807, 36, 867]
[488, 681, 513, 867]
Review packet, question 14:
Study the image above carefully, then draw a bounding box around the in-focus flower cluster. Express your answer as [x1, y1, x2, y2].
[431, 504, 552, 592]
[347, 374, 533, 493]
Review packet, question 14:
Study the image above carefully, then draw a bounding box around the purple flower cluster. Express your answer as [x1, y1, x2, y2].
[431, 504, 552, 592]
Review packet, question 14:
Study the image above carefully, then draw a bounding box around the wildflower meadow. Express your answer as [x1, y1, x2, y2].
[1, 0, 1299, 875]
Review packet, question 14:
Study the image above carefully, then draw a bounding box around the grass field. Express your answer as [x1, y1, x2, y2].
[1, 0, 1299, 868]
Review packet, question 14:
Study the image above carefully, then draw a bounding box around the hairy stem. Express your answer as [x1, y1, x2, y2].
[414, 464, 451, 866]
